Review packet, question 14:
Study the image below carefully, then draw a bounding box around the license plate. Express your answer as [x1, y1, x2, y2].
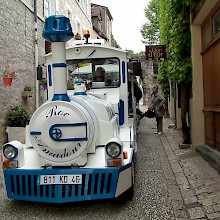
[38, 174, 82, 185]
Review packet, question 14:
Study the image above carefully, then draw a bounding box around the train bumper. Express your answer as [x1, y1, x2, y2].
[3, 164, 132, 203]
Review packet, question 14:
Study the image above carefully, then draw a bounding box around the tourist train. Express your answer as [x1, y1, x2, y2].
[1, 15, 142, 203]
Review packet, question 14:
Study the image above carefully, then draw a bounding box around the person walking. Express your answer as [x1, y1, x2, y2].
[148, 85, 166, 134]
[128, 77, 145, 119]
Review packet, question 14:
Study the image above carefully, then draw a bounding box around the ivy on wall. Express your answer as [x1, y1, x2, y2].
[140, 0, 199, 143]
[159, 0, 194, 86]
[158, 0, 197, 144]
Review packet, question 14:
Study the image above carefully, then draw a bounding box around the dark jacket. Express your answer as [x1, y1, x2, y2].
[128, 80, 142, 103]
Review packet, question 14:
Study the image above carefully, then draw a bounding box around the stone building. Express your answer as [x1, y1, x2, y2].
[0, 0, 45, 146]
[91, 3, 113, 46]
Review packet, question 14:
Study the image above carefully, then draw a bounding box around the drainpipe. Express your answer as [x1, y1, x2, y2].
[34, 0, 39, 109]
[173, 79, 177, 129]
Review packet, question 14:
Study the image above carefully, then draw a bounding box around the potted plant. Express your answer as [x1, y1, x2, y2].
[67, 81, 74, 90]
[74, 33, 81, 40]
[5, 105, 30, 143]
[40, 78, 47, 90]
[2, 62, 16, 86]
[22, 86, 33, 97]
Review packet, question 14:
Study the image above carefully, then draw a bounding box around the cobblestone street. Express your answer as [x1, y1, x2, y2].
[138, 105, 220, 220]
[0, 105, 220, 220]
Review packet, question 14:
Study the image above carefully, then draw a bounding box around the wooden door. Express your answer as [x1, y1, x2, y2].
[203, 40, 220, 151]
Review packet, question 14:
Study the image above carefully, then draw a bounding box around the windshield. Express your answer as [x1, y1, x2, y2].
[67, 58, 120, 89]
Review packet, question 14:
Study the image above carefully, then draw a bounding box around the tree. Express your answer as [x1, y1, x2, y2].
[112, 36, 121, 49]
[159, 0, 194, 144]
[135, 51, 145, 56]
[126, 49, 135, 55]
[140, 0, 160, 45]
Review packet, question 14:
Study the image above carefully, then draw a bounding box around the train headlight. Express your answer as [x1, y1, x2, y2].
[2, 141, 25, 168]
[3, 145, 18, 160]
[106, 143, 121, 158]
[105, 138, 123, 167]
[105, 138, 122, 158]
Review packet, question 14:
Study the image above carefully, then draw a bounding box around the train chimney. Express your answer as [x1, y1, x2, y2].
[42, 15, 73, 101]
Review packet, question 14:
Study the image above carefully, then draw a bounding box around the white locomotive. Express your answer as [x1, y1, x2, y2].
[1, 15, 142, 203]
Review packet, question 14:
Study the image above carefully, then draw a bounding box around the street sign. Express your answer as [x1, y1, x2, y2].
[145, 45, 166, 61]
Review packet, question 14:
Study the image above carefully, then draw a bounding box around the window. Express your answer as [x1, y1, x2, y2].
[69, 58, 120, 88]
[65, 4, 72, 20]
[68, 10, 72, 20]
[82, 0, 85, 10]
[85, 0, 88, 15]
[55, 0, 59, 14]
[44, 0, 49, 18]
[44, 0, 59, 17]
[77, 21, 81, 35]
[214, 11, 220, 36]
[202, 22, 212, 47]
[202, 8, 220, 48]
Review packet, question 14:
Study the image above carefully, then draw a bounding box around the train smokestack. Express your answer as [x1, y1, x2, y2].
[42, 15, 73, 101]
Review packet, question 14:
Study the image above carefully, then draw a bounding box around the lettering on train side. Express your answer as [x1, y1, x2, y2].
[46, 105, 70, 118]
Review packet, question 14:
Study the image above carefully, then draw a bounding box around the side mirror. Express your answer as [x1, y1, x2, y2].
[133, 62, 142, 76]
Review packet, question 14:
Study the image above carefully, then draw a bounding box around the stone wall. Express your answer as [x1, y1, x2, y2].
[141, 60, 155, 105]
[0, 0, 45, 146]
[131, 56, 158, 105]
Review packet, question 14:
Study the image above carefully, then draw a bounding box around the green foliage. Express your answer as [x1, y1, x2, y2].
[24, 86, 32, 91]
[5, 105, 30, 127]
[141, 0, 160, 45]
[67, 82, 74, 90]
[135, 51, 145, 56]
[40, 78, 47, 86]
[141, 0, 195, 92]
[126, 49, 135, 55]
[112, 36, 121, 48]
[2, 62, 16, 79]
[158, 60, 170, 98]
[159, 0, 193, 87]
